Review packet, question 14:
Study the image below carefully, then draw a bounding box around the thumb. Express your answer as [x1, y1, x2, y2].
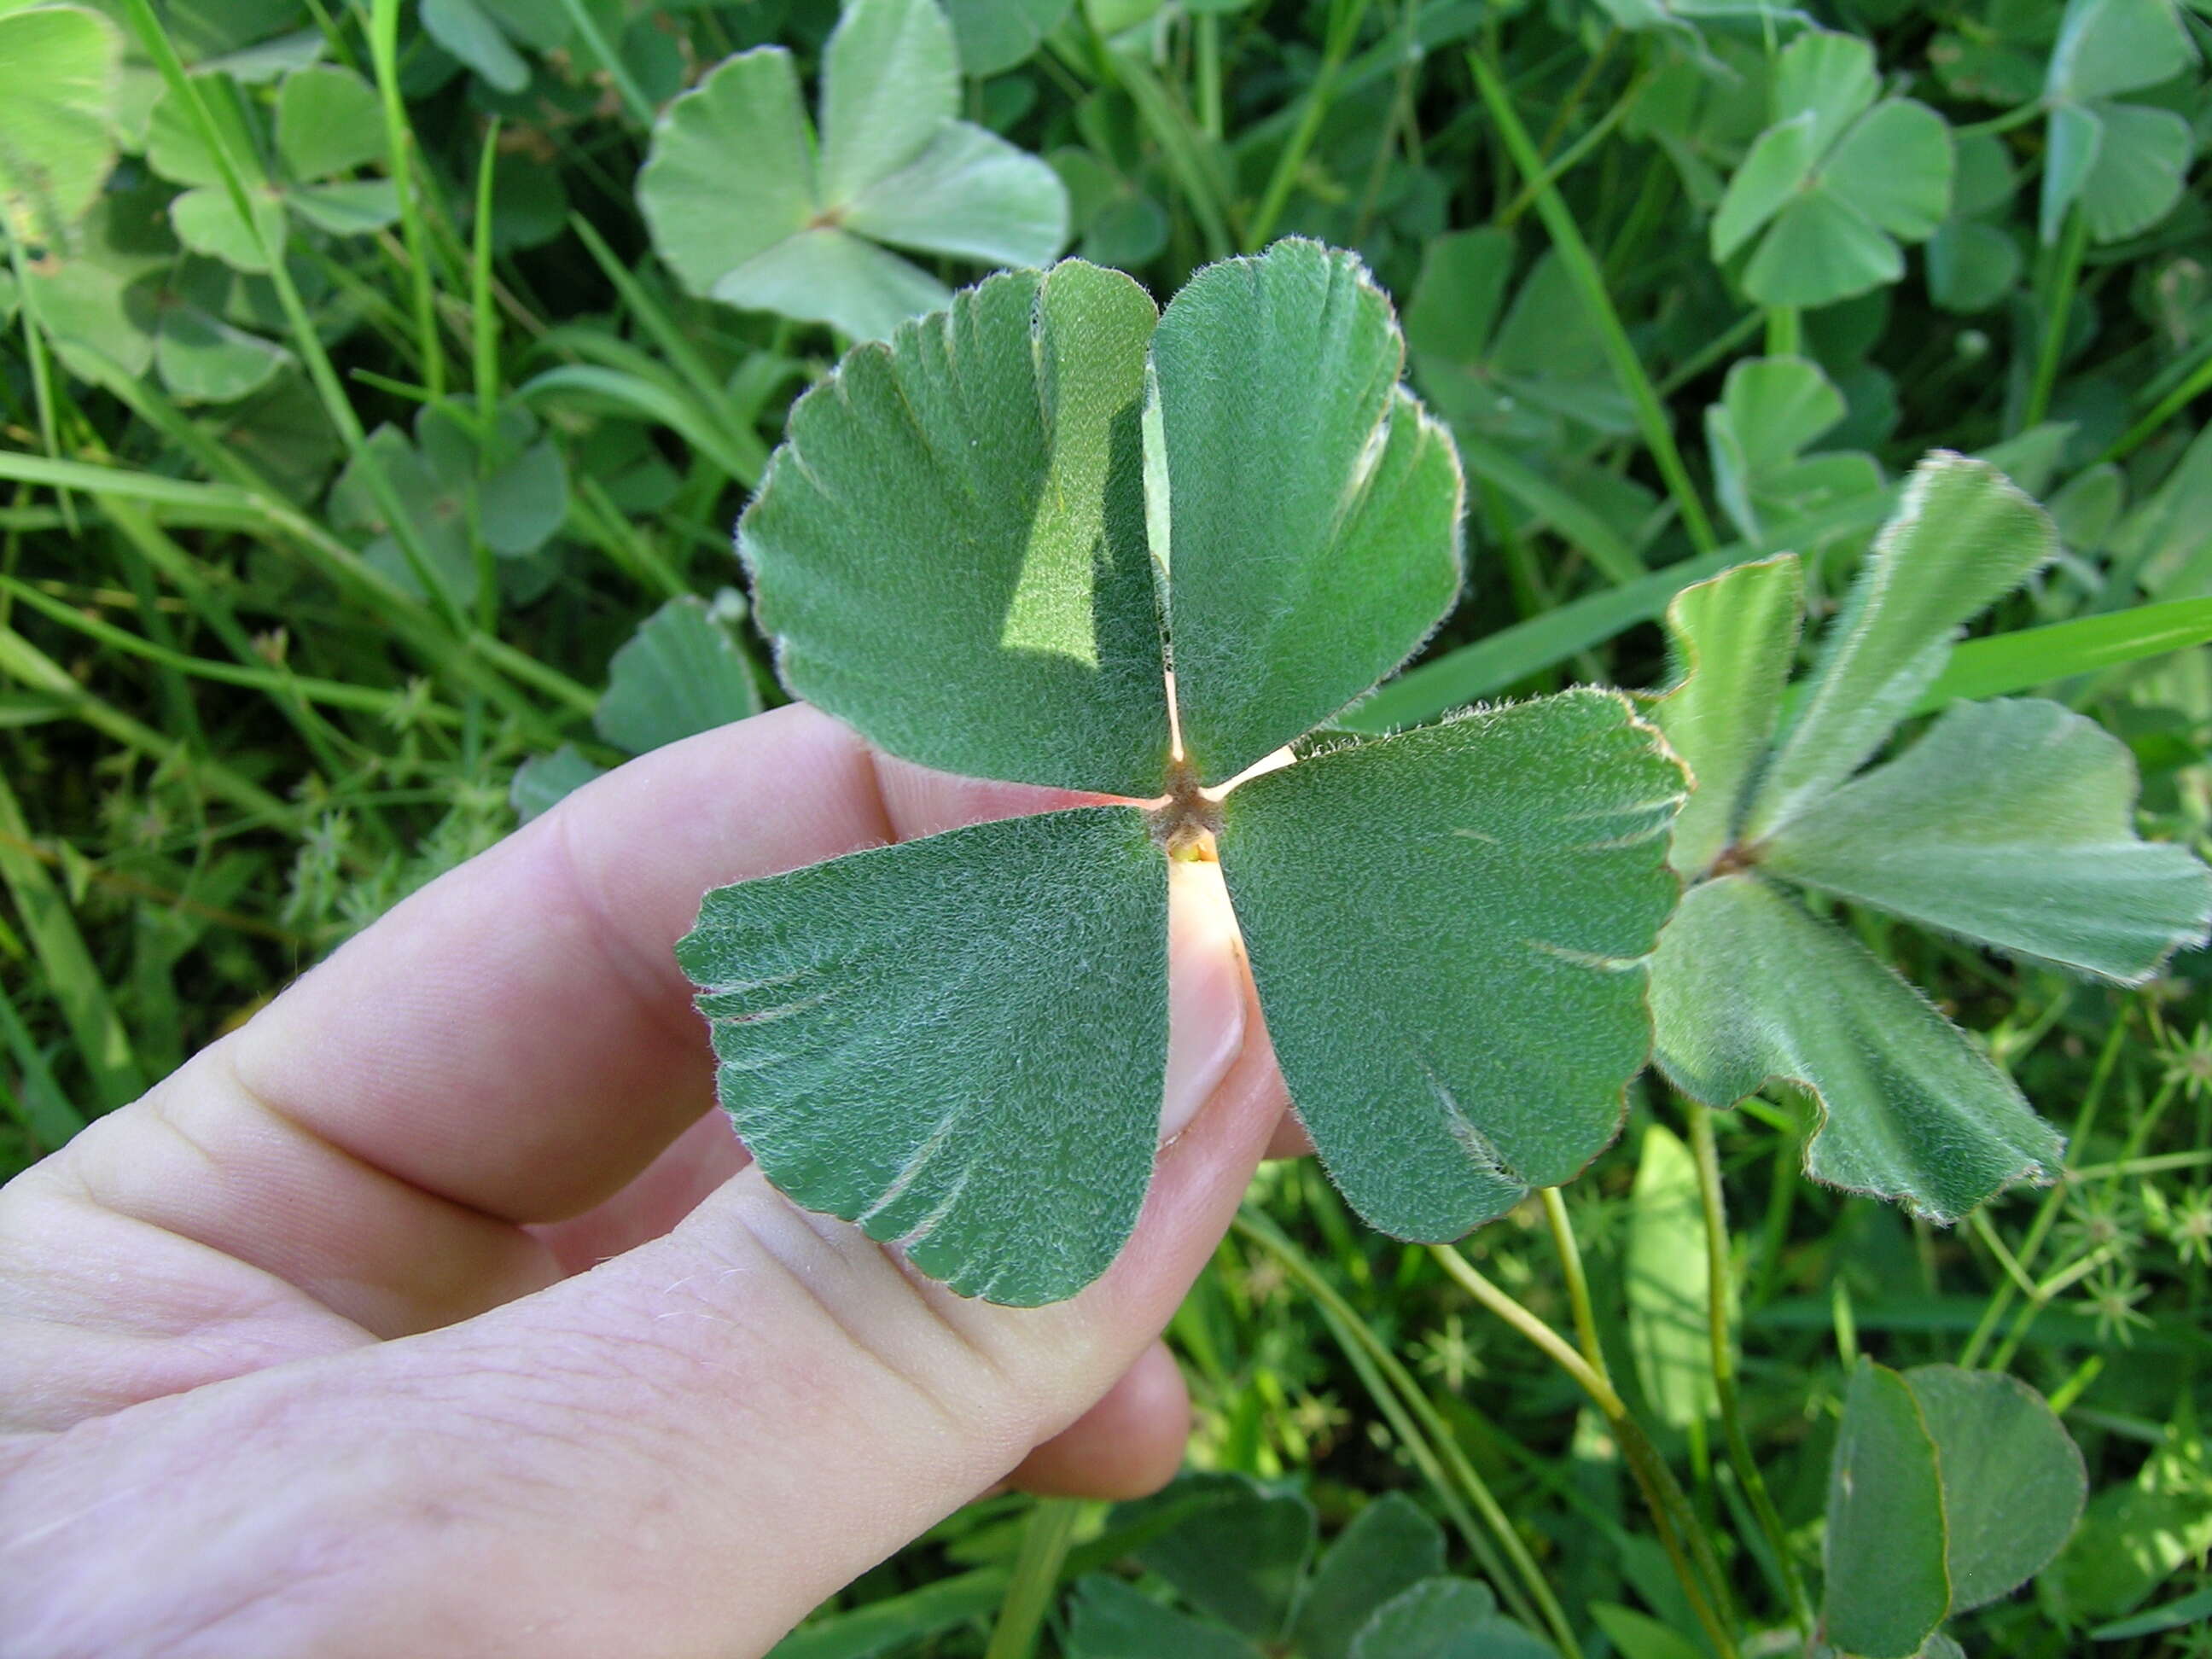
[3, 864, 1284, 1659]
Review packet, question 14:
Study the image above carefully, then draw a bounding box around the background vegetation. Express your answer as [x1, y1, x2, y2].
[3, 0, 2210, 1652]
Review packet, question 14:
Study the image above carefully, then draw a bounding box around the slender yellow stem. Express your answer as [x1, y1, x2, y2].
[1432, 1244, 1742, 1659]
[1540, 1188, 1607, 1376]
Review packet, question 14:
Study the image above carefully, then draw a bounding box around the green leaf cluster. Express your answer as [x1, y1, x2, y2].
[1066, 1476, 1549, 1659]
[1649, 453, 2212, 1223]
[1822, 1360, 2085, 1656]
[144, 62, 399, 272]
[680, 240, 1686, 1304]
[1712, 30, 1954, 309]
[637, 0, 1068, 342]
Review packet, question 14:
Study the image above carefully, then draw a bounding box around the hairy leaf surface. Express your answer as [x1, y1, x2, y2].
[1744, 453, 2054, 840]
[741, 262, 1171, 795]
[1650, 875, 2063, 1221]
[1650, 554, 1802, 876]
[1220, 692, 1683, 1240]
[678, 806, 1167, 1306]
[1762, 697, 2212, 982]
[1150, 241, 1464, 784]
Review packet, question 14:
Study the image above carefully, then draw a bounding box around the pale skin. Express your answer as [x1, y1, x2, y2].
[0, 703, 1304, 1659]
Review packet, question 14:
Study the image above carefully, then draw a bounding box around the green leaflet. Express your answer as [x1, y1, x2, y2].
[0, 4, 124, 249]
[1824, 1360, 1951, 1658]
[594, 594, 765, 757]
[1128, 1473, 1315, 1639]
[1066, 1577, 1263, 1659]
[1290, 1494, 1447, 1659]
[1818, 1362, 2086, 1656]
[676, 806, 1167, 1307]
[1624, 1122, 1714, 1430]
[742, 261, 1172, 796]
[636, 0, 1068, 341]
[1219, 692, 1683, 1242]
[1710, 30, 1953, 310]
[1903, 1365, 2086, 1613]
[1348, 1580, 1553, 1659]
[1649, 875, 2062, 1223]
[1646, 460, 2210, 1225]
[1762, 697, 2212, 983]
[1743, 452, 2054, 842]
[1650, 553, 1802, 877]
[1702, 357, 1882, 548]
[1152, 240, 1464, 784]
[2039, 0, 2200, 243]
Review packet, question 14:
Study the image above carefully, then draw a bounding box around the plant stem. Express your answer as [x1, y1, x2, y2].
[554, 0, 655, 126]
[982, 1498, 1083, 1659]
[1234, 1211, 1578, 1656]
[1540, 1188, 1605, 1373]
[1247, 0, 1375, 248]
[1465, 47, 1720, 556]
[1430, 1244, 1742, 1659]
[370, 0, 448, 402]
[1959, 1017, 2127, 1368]
[2021, 207, 2088, 433]
[1687, 1104, 1813, 1640]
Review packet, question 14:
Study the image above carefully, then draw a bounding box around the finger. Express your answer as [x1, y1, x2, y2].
[1005, 1341, 1190, 1499]
[2, 707, 1108, 1398]
[224, 703, 1077, 1224]
[1266, 1111, 1317, 1159]
[3, 963, 1289, 1659]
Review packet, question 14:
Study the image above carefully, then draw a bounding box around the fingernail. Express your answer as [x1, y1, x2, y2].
[1160, 858, 1246, 1145]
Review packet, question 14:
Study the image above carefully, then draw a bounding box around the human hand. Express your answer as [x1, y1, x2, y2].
[0, 703, 1290, 1658]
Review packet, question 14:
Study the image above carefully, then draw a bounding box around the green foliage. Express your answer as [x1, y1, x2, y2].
[705, 241, 1679, 1300]
[1650, 456, 2211, 1222]
[0, 3, 124, 249]
[1822, 1360, 2085, 1656]
[2039, 0, 2201, 242]
[1712, 31, 1953, 308]
[1066, 1476, 1549, 1659]
[637, 0, 1068, 341]
[5, 0, 2212, 1652]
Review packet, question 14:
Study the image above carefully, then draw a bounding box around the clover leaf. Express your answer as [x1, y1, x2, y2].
[145, 61, 399, 272]
[677, 241, 1685, 1304]
[419, 0, 571, 96]
[1926, 131, 2026, 313]
[1711, 29, 1954, 308]
[0, 2, 124, 252]
[636, 0, 1068, 343]
[1065, 1476, 1548, 1659]
[944, 0, 1073, 74]
[1404, 228, 1635, 443]
[329, 399, 568, 608]
[1702, 354, 1882, 547]
[2039, 0, 2201, 244]
[1647, 453, 2212, 1223]
[1823, 1360, 2085, 1656]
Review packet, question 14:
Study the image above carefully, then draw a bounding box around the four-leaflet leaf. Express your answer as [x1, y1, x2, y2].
[679, 240, 1686, 1304]
[1647, 454, 2212, 1223]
